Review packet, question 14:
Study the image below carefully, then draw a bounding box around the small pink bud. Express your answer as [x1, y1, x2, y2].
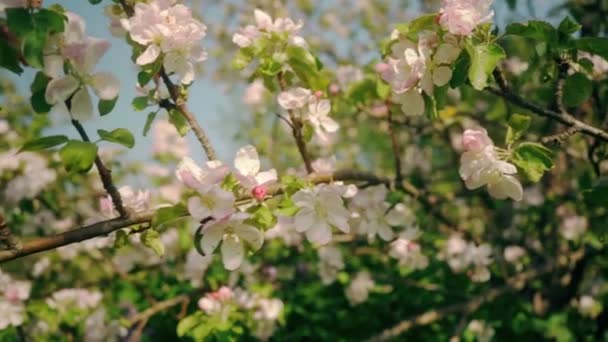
[375, 62, 390, 74]
[462, 129, 493, 152]
[329, 84, 340, 95]
[252, 185, 267, 201]
[314, 90, 324, 98]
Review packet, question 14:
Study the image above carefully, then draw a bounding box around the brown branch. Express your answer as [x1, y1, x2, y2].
[366, 260, 559, 342]
[127, 294, 190, 327]
[0, 213, 21, 253]
[71, 119, 127, 217]
[0, 170, 387, 263]
[488, 70, 608, 143]
[159, 69, 217, 160]
[277, 72, 314, 173]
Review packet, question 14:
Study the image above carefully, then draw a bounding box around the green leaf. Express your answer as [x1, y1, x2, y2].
[506, 113, 531, 144]
[286, 45, 326, 90]
[59, 140, 98, 173]
[131, 96, 148, 111]
[465, 42, 506, 90]
[97, 128, 135, 148]
[276, 196, 298, 216]
[512, 142, 554, 182]
[281, 175, 307, 196]
[98, 96, 118, 116]
[137, 70, 153, 87]
[259, 58, 282, 76]
[177, 313, 204, 337]
[6, 8, 33, 38]
[583, 177, 608, 207]
[23, 29, 47, 68]
[30, 90, 52, 113]
[0, 39, 23, 74]
[168, 109, 190, 136]
[151, 203, 188, 228]
[113, 230, 129, 249]
[250, 205, 276, 230]
[376, 78, 391, 99]
[141, 229, 165, 257]
[423, 93, 438, 120]
[563, 72, 592, 107]
[506, 20, 558, 45]
[558, 17, 581, 36]
[232, 49, 254, 70]
[34, 9, 66, 34]
[143, 111, 157, 136]
[575, 37, 608, 61]
[221, 173, 239, 192]
[30, 71, 51, 93]
[450, 51, 470, 88]
[88, 0, 103, 4]
[20, 135, 68, 151]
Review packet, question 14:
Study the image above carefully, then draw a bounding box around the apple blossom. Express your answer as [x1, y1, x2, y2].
[187, 184, 235, 221]
[243, 79, 267, 106]
[44, 13, 119, 120]
[306, 96, 340, 143]
[99, 186, 150, 218]
[317, 245, 345, 284]
[559, 215, 588, 241]
[503, 245, 526, 264]
[176, 157, 229, 190]
[233, 9, 307, 49]
[345, 271, 375, 306]
[278, 87, 311, 110]
[47, 288, 102, 312]
[389, 227, 429, 270]
[292, 184, 351, 245]
[233, 145, 278, 191]
[1, 150, 57, 203]
[439, 0, 495, 37]
[121, 0, 207, 84]
[152, 119, 189, 158]
[197, 213, 263, 270]
[459, 128, 523, 201]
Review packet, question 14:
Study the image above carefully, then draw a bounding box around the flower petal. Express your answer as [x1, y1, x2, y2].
[234, 145, 260, 177]
[136, 44, 161, 65]
[306, 222, 332, 245]
[294, 208, 316, 232]
[45, 75, 79, 104]
[188, 196, 211, 220]
[200, 222, 224, 255]
[70, 87, 93, 120]
[234, 224, 263, 251]
[221, 234, 244, 270]
[90, 72, 119, 100]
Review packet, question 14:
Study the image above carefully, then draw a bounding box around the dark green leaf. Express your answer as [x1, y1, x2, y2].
[506, 20, 558, 45]
[563, 72, 592, 107]
[97, 128, 135, 148]
[22, 29, 46, 68]
[30, 71, 51, 93]
[98, 96, 118, 116]
[575, 37, 608, 62]
[558, 17, 581, 36]
[59, 140, 98, 173]
[143, 111, 157, 136]
[20, 135, 68, 151]
[34, 9, 65, 34]
[30, 90, 52, 113]
[88, 0, 103, 4]
[450, 51, 470, 88]
[0, 39, 23, 74]
[6, 8, 33, 38]
[583, 177, 608, 207]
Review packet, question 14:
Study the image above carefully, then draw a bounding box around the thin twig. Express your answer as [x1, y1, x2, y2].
[127, 295, 190, 327]
[0, 214, 21, 253]
[386, 100, 404, 188]
[71, 119, 127, 217]
[277, 72, 314, 173]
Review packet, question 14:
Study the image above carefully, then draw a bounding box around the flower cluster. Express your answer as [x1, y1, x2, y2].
[459, 128, 523, 201]
[46, 288, 102, 313]
[0, 270, 31, 329]
[44, 13, 119, 120]
[378, 31, 461, 116]
[389, 227, 429, 270]
[278, 88, 340, 143]
[0, 150, 57, 203]
[121, 0, 207, 84]
[233, 9, 307, 49]
[100, 185, 151, 218]
[317, 245, 345, 284]
[440, 235, 493, 282]
[345, 271, 375, 306]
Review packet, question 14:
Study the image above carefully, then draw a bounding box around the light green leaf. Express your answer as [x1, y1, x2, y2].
[506, 113, 531, 144]
[558, 17, 581, 36]
[168, 109, 189, 136]
[143, 111, 157, 136]
[97, 128, 135, 148]
[249, 205, 276, 230]
[151, 203, 188, 228]
[20, 135, 68, 151]
[131, 96, 148, 111]
[465, 42, 506, 90]
[512, 142, 554, 182]
[113, 230, 129, 249]
[141, 229, 165, 257]
[177, 313, 204, 337]
[59, 140, 98, 173]
[23, 29, 47, 69]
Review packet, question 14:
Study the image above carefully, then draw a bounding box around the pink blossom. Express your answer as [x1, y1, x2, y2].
[251, 185, 268, 201]
[462, 128, 493, 152]
[439, 0, 494, 36]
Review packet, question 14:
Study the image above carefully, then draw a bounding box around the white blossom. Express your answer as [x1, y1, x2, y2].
[345, 271, 375, 305]
[439, 0, 494, 36]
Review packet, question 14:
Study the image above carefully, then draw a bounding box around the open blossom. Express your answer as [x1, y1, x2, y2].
[233, 145, 277, 191]
[47, 288, 102, 312]
[233, 9, 307, 49]
[198, 213, 264, 270]
[1, 150, 57, 203]
[44, 13, 119, 120]
[243, 79, 267, 106]
[100, 186, 150, 218]
[459, 128, 523, 201]
[440, 235, 493, 282]
[306, 96, 339, 143]
[576, 295, 603, 318]
[278, 87, 311, 110]
[198, 286, 234, 315]
[389, 227, 428, 270]
[439, 0, 494, 36]
[292, 184, 351, 245]
[122, 0, 207, 84]
[345, 271, 375, 306]
[317, 245, 345, 284]
[0, 272, 31, 330]
[559, 215, 588, 240]
[176, 157, 229, 190]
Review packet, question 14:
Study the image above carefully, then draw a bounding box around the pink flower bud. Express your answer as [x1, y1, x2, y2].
[329, 84, 340, 95]
[314, 90, 324, 98]
[251, 185, 267, 201]
[375, 62, 390, 74]
[462, 129, 493, 152]
[212, 286, 233, 301]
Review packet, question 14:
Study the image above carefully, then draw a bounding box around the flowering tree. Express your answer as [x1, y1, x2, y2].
[0, 0, 607, 340]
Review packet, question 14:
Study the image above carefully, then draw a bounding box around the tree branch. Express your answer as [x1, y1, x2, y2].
[488, 70, 608, 142]
[366, 259, 559, 341]
[277, 72, 314, 173]
[0, 170, 388, 263]
[127, 294, 190, 327]
[71, 119, 128, 217]
[0, 213, 21, 253]
[386, 100, 404, 188]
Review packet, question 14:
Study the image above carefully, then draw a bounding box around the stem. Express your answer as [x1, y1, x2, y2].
[71, 119, 128, 217]
[386, 100, 404, 188]
[277, 72, 314, 173]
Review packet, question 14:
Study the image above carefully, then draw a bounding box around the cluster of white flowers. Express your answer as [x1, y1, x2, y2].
[317, 245, 345, 284]
[440, 235, 493, 282]
[46, 288, 102, 313]
[152, 118, 189, 158]
[459, 128, 523, 201]
[575, 295, 603, 318]
[466, 319, 495, 342]
[0, 149, 57, 203]
[378, 30, 460, 116]
[178, 145, 276, 270]
[559, 215, 588, 241]
[121, 0, 207, 84]
[198, 286, 234, 315]
[439, 0, 494, 37]
[44, 13, 119, 120]
[345, 271, 375, 306]
[0, 270, 31, 330]
[350, 185, 416, 241]
[389, 227, 429, 270]
[233, 9, 307, 49]
[252, 298, 284, 340]
[100, 185, 151, 218]
[278, 88, 340, 143]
